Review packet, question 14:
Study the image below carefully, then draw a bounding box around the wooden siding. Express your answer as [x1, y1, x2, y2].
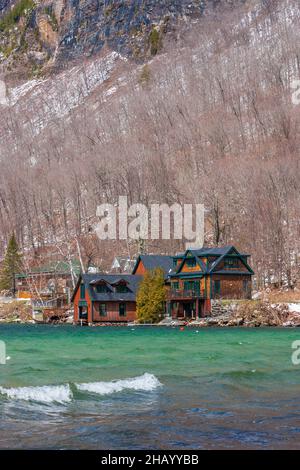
[92, 301, 136, 322]
[211, 274, 251, 299]
[133, 260, 147, 275]
[181, 260, 202, 273]
[73, 282, 93, 323]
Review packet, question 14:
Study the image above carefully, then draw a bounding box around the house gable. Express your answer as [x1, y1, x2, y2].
[132, 255, 173, 277]
[132, 257, 147, 275]
[174, 250, 205, 276]
[209, 246, 254, 275]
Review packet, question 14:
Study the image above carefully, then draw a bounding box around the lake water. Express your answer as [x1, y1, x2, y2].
[0, 324, 300, 449]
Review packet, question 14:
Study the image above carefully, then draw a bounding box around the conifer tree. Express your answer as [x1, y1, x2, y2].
[136, 268, 166, 323]
[0, 234, 23, 294]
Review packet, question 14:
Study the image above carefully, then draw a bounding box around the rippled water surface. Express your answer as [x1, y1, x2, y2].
[0, 324, 300, 449]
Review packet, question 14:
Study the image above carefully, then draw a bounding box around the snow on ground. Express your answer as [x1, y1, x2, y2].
[8, 79, 44, 106]
[0, 51, 128, 143]
[0, 296, 30, 304]
[288, 303, 300, 313]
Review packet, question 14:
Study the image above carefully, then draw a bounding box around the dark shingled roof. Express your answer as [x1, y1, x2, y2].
[132, 255, 174, 277]
[81, 273, 142, 302]
[189, 245, 249, 257]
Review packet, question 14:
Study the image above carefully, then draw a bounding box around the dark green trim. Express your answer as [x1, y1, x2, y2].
[175, 251, 204, 275]
[80, 283, 86, 299]
[209, 246, 254, 275]
[169, 273, 203, 279]
[131, 255, 141, 275]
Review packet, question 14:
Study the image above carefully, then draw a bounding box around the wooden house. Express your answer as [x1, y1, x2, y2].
[167, 245, 254, 319]
[72, 274, 142, 324]
[71, 246, 253, 325]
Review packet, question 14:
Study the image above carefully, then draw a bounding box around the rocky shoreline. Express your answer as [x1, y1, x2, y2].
[1, 298, 300, 327]
[159, 301, 300, 328]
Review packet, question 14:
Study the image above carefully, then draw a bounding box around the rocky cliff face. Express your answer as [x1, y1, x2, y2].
[0, 0, 11, 15]
[0, 0, 240, 82]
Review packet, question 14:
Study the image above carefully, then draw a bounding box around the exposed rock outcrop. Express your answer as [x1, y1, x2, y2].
[0, 0, 245, 81]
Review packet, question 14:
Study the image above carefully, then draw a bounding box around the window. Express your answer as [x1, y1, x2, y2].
[224, 258, 239, 268]
[119, 303, 126, 317]
[214, 280, 221, 296]
[95, 284, 108, 293]
[184, 280, 195, 291]
[115, 284, 128, 293]
[243, 280, 248, 293]
[186, 257, 196, 268]
[172, 281, 179, 290]
[99, 303, 107, 317]
[80, 283, 85, 299]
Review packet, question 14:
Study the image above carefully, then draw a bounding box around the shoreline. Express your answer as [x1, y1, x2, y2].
[0, 320, 299, 328]
[1, 299, 300, 328]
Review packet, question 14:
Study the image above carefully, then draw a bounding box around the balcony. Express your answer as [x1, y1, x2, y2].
[167, 289, 205, 300]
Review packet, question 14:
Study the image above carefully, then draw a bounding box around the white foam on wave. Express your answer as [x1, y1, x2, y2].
[75, 373, 162, 396]
[0, 384, 72, 403]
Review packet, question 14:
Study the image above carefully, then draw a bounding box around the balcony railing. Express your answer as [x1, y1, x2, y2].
[167, 289, 205, 300]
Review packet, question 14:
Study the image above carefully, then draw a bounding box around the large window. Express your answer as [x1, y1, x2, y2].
[80, 283, 85, 299]
[172, 281, 179, 290]
[119, 303, 126, 317]
[99, 303, 107, 317]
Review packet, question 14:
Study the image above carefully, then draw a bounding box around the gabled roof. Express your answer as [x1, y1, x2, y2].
[174, 254, 206, 276]
[206, 245, 254, 274]
[132, 255, 174, 277]
[72, 273, 142, 303]
[169, 245, 254, 277]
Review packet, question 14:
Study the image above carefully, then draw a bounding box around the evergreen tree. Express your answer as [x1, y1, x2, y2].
[0, 234, 23, 294]
[136, 268, 166, 323]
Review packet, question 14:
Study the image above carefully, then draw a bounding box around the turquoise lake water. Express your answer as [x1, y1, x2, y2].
[0, 324, 300, 449]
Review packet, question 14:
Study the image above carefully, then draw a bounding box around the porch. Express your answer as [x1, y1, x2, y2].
[167, 298, 211, 320]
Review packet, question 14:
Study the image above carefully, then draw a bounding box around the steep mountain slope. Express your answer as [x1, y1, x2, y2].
[0, 0, 299, 286]
[0, 0, 242, 82]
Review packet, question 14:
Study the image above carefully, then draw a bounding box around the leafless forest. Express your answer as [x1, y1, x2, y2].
[0, 0, 300, 288]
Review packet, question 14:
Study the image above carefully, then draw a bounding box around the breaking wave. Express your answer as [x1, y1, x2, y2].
[0, 374, 162, 403]
[75, 373, 162, 395]
[0, 384, 72, 404]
